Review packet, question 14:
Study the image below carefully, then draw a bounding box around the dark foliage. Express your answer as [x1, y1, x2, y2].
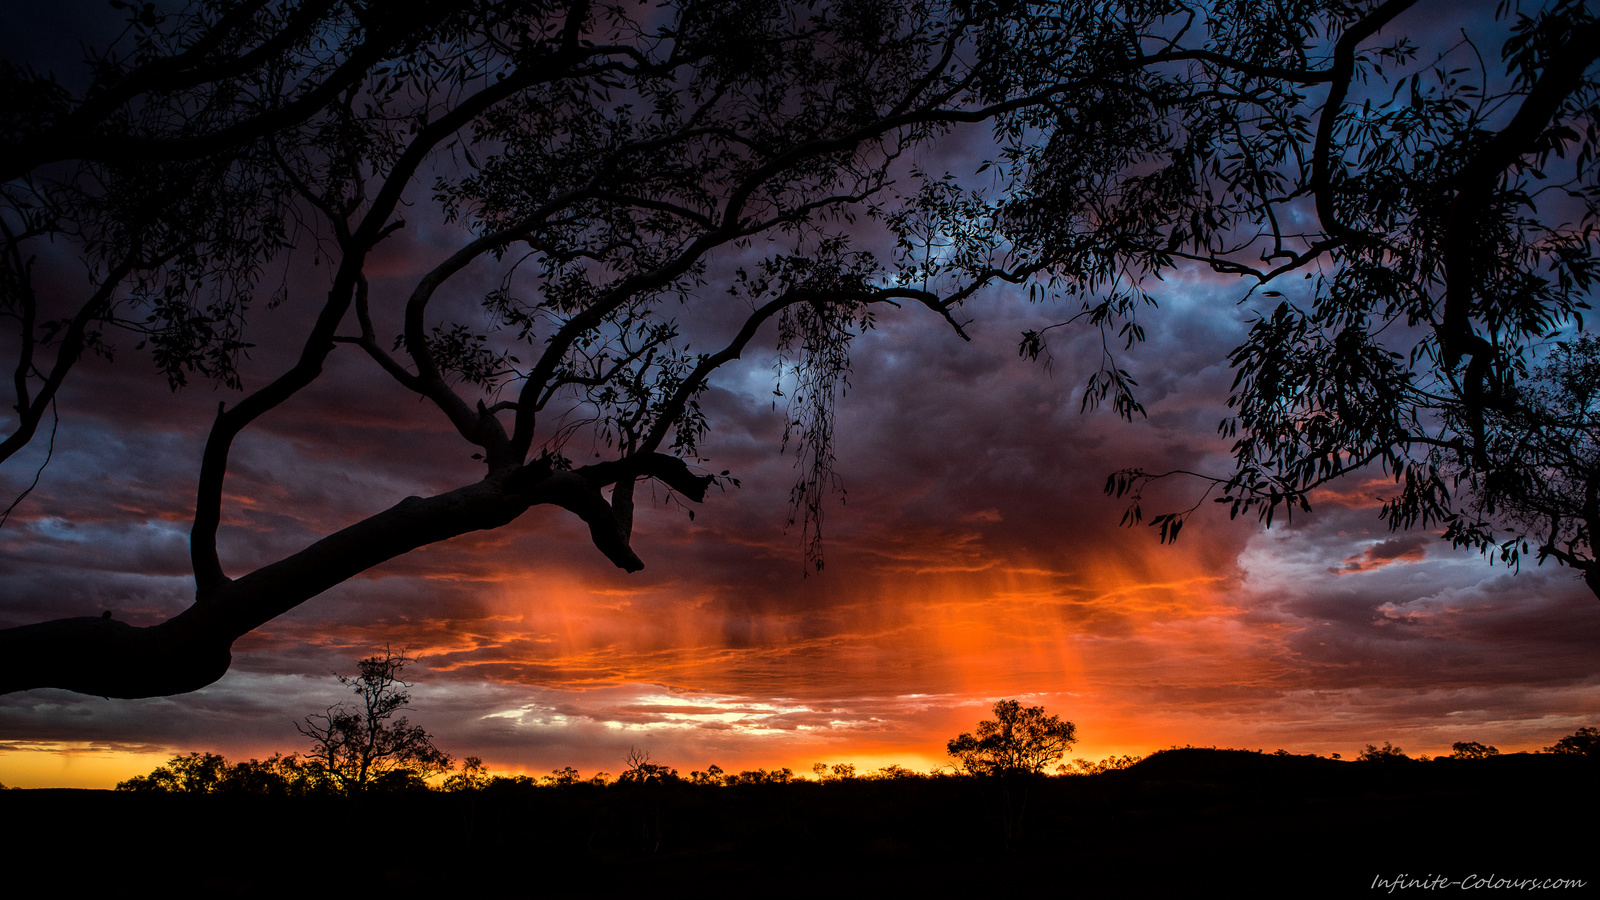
[116, 750, 326, 796]
[15, 747, 1593, 897]
[1088, 1, 1600, 597]
[1451, 740, 1501, 759]
[1545, 725, 1600, 756]
[946, 698, 1077, 776]
[1357, 740, 1413, 762]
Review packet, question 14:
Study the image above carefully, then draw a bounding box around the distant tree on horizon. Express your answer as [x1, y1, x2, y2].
[115, 750, 229, 793]
[1545, 726, 1600, 756]
[1062, 753, 1143, 775]
[948, 699, 1077, 777]
[116, 751, 319, 795]
[443, 756, 491, 792]
[1450, 741, 1500, 760]
[1356, 741, 1412, 763]
[296, 650, 452, 793]
[618, 746, 681, 785]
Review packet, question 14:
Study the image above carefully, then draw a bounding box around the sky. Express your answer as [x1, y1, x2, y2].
[2, 1, 1598, 790]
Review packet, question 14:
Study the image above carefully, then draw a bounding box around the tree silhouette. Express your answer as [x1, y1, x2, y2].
[947, 699, 1077, 776]
[443, 756, 491, 792]
[618, 747, 680, 785]
[114, 750, 229, 793]
[296, 650, 451, 793]
[1544, 725, 1600, 755]
[1449, 741, 1500, 760]
[115, 750, 317, 794]
[4, 0, 1596, 700]
[1090, 0, 1600, 595]
[1356, 741, 1411, 763]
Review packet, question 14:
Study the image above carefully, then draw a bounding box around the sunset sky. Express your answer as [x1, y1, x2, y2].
[3, 0, 1598, 790]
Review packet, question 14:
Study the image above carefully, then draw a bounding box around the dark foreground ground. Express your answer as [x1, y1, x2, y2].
[3, 749, 1593, 898]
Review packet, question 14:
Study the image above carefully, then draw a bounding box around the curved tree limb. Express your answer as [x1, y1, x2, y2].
[1309, 0, 1420, 239]
[4, 450, 712, 697]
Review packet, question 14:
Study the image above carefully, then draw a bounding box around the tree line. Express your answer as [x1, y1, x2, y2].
[102, 664, 1600, 795]
[110, 726, 1598, 796]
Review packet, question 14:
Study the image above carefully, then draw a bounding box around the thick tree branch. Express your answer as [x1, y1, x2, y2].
[1440, 16, 1600, 369]
[187, 44, 592, 584]
[1434, 15, 1600, 467]
[7, 449, 721, 696]
[575, 452, 713, 501]
[1310, 0, 1420, 238]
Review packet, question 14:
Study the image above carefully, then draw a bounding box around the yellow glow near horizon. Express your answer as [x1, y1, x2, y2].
[0, 743, 174, 790]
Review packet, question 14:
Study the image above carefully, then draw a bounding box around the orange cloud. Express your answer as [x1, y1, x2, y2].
[1329, 536, 1429, 575]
